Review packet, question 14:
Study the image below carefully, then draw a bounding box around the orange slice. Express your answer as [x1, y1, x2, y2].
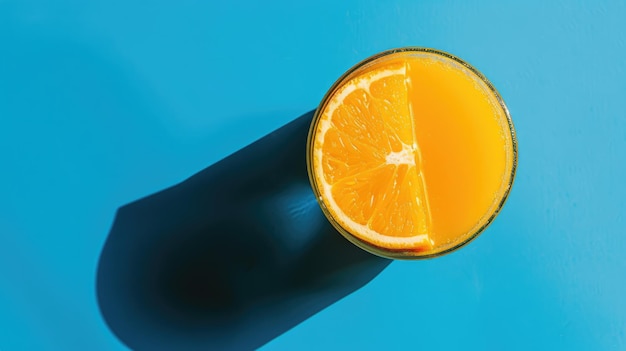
[310, 60, 434, 253]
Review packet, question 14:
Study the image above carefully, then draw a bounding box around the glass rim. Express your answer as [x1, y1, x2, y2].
[306, 47, 519, 260]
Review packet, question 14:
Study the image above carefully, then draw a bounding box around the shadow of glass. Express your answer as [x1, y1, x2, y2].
[96, 110, 391, 351]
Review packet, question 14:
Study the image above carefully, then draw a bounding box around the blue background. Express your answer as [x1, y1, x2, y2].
[1, 1, 625, 350]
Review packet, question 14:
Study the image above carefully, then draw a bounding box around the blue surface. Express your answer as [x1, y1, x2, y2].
[1, 1, 625, 350]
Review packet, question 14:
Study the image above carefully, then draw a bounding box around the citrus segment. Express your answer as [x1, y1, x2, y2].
[330, 164, 396, 225]
[368, 164, 430, 239]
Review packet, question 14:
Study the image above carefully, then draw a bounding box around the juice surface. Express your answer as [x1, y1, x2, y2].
[405, 53, 514, 251]
[309, 49, 516, 258]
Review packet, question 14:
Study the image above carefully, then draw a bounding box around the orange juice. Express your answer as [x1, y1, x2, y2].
[307, 48, 517, 259]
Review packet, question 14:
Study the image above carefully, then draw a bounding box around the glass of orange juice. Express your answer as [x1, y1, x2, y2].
[307, 47, 517, 259]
